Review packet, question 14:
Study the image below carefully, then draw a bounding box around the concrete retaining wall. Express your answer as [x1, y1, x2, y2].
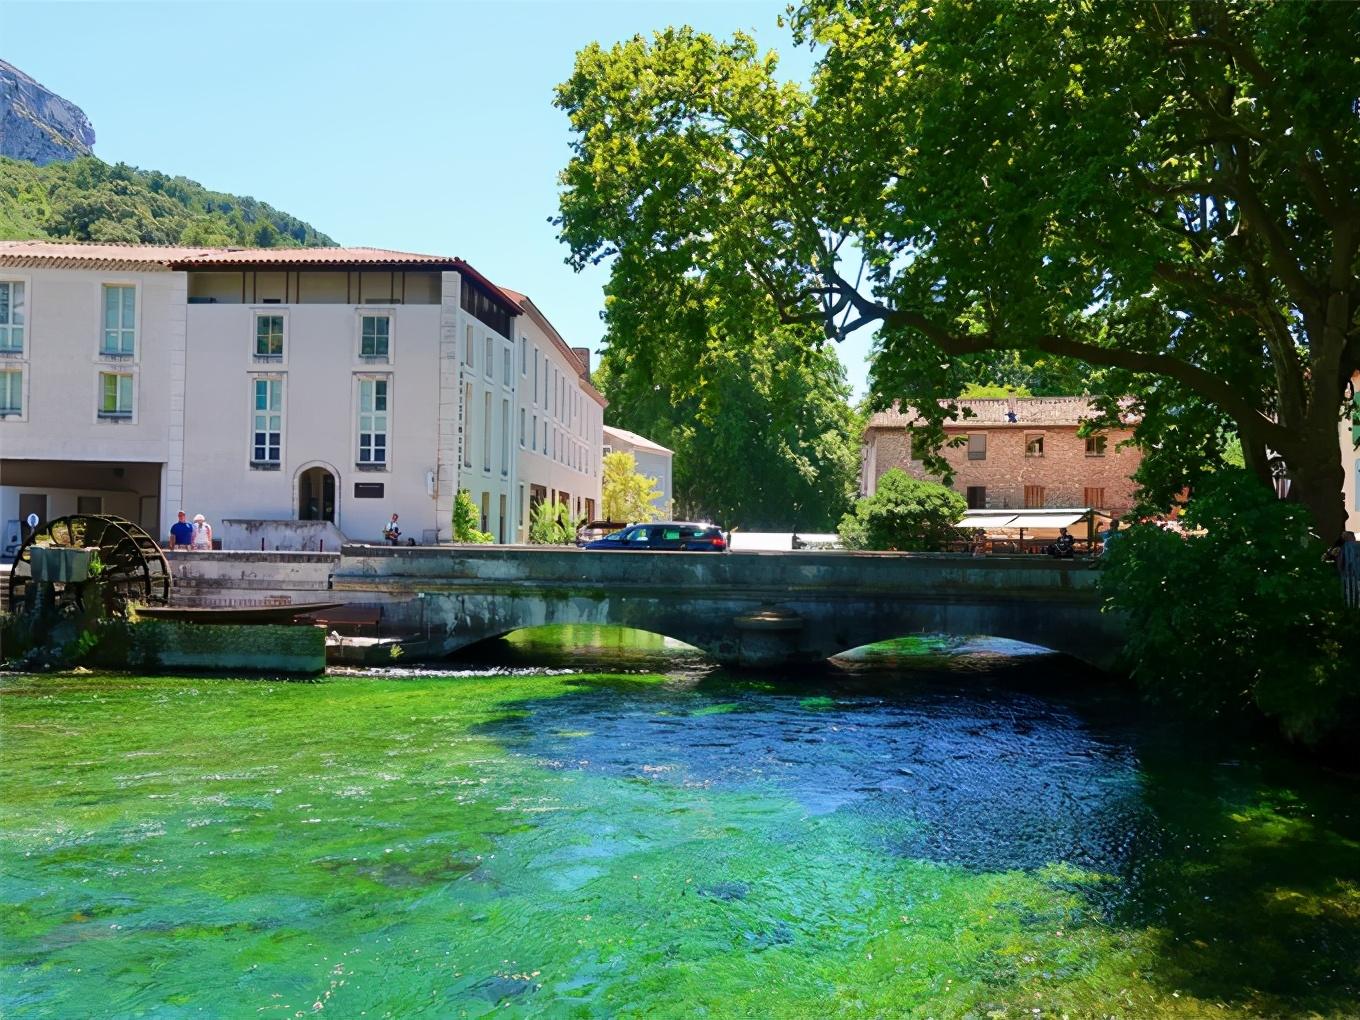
[110, 620, 325, 675]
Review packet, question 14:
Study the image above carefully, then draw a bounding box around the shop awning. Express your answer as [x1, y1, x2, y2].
[1005, 512, 1089, 529]
[957, 513, 1020, 529]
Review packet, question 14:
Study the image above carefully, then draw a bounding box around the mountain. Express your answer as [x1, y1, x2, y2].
[0, 60, 334, 247]
[0, 157, 336, 247]
[0, 59, 95, 165]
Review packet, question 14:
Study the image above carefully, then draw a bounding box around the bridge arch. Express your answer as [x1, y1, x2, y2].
[334, 547, 1126, 673]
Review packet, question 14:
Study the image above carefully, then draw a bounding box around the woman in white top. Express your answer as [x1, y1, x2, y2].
[191, 514, 213, 550]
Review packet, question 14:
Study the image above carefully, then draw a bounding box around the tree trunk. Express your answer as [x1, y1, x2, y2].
[1287, 425, 1348, 542]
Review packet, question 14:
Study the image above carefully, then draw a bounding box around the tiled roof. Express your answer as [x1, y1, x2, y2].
[604, 424, 673, 455]
[0, 240, 522, 315]
[173, 246, 458, 266]
[498, 282, 606, 405]
[867, 397, 1131, 430]
[0, 239, 225, 270]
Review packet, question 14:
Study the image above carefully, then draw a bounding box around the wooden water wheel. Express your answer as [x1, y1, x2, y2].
[7, 514, 171, 617]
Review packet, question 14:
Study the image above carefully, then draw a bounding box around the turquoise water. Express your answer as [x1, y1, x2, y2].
[2, 628, 1358, 1017]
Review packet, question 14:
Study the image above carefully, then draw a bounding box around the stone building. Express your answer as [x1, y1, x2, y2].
[860, 397, 1142, 513]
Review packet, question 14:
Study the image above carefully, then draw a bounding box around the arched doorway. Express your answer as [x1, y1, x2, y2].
[298, 466, 336, 523]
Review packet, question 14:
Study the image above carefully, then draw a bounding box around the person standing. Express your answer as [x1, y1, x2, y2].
[383, 513, 401, 546]
[191, 514, 213, 550]
[169, 510, 194, 549]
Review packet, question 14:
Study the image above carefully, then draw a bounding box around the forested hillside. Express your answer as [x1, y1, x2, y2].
[0, 156, 335, 247]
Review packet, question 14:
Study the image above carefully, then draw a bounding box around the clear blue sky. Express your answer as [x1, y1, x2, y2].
[7, 1, 875, 398]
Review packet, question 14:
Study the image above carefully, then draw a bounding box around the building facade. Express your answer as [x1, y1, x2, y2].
[602, 425, 673, 518]
[0, 241, 601, 550]
[861, 397, 1141, 514]
[501, 289, 604, 541]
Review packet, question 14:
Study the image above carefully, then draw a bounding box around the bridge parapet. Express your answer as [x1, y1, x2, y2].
[331, 546, 1121, 671]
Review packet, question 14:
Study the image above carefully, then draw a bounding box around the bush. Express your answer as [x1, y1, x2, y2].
[452, 490, 493, 544]
[1100, 469, 1360, 745]
[837, 469, 966, 551]
[528, 499, 581, 546]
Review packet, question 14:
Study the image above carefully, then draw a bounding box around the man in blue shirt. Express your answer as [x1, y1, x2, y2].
[169, 510, 194, 549]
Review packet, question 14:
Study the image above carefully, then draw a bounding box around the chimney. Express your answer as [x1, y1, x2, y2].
[571, 347, 592, 378]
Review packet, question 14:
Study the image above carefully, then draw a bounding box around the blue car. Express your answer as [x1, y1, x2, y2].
[583, 522, 727, 552]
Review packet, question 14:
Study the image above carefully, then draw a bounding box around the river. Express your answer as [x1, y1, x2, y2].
[2, 627, 1357, 1018]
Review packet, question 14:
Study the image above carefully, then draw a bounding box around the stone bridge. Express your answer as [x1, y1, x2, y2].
[328, 546, 1125, 670]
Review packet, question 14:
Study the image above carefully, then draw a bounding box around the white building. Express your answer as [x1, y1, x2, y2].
[602, 424, 673, 519]
[0, 241, 601, 550]
[500, 287, 604, 540]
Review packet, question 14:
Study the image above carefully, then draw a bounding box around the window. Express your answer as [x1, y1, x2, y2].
[98, 371, 133, 418]
[533, 349, 539, 402]
[0, 281, 24, 353]
[485, 337, 494, 378]
[360, 315, 390, 360]
[77, 496, 103, 514]
[102, 285, 135, 355]
[483, 391, 492, 470]
[501, 398, 510, 475]
[521, 338, 527, 375]
[1025, 434, 1044, 457]
[518, 484, 525, 528]
[532, 413, 538, 451]
[0, 368, 21, 414]
[1024, 484, 1045, 508]
[463, 383, 473, 468]
[358, 378, 389, 466]
[1085, 435, 1108, 457]
[519, 407, 526, 447]
[503, 346, 511, 383]
[255, 314, 284, 359]
[1083, 486, 1106, 509]
[252, 378, 283, 464]
[967, 433, 987, 460]
[966, 486, 987, 509]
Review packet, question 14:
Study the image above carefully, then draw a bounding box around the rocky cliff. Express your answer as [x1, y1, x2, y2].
[0, 60, 95, 165]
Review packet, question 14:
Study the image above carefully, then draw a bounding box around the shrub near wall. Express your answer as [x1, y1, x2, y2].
[1100, 470, 1360, 746]
[838, 469, 966, 551]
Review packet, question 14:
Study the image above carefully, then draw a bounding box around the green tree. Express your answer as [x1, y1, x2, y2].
[601, 451, 663, 522]
[593, 293, 860, 531]
[452, 489, 493, 544]
[0, 155, 335, 248]
[1101, 469, 1360, 745]
[528, 499, 580, 546]
[556, 3, 1359, 539]
[837, 469, 966, 551]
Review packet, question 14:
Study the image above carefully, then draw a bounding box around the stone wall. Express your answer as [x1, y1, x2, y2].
[96, 620, 324, 675]
[869, 425, 1141, 512]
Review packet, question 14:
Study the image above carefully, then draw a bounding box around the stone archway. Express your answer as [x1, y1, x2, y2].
[294, 462, 339, 527]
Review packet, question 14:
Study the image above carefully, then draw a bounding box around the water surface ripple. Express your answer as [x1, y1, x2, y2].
[1, 629, 1357, 1018]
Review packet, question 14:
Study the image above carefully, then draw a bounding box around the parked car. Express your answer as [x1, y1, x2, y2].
[582, 522, 727, 552]
[575, 520, 629, 547]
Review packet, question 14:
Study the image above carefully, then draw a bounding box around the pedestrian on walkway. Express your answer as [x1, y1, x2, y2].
[383, 513, 401, 546]
[170, 510, 194, 549]
[191, 514, 213, 550]
[1326, 531, 1359, 608]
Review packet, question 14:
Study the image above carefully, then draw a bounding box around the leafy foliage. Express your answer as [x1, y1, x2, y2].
[452, 489, 493, 544]
[555, 3, 1359, 537]
[838, 469, 966, 551]
[594, 317, 860, 531]
[0, 156, 333, 247]
[1100, 469, 1360, 745]
[601, 451, 663, 523]
[528, 499, 581, 546]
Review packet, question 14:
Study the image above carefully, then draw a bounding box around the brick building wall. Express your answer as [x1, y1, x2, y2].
[862, 399, 1142, 513]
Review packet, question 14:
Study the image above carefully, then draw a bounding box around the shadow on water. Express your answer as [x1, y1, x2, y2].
[463, 625, 1360, 1013]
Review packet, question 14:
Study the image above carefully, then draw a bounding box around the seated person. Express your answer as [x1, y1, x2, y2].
[1046, 527, 1076, 559]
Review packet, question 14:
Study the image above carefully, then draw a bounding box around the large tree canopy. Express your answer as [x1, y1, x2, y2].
[556, 1, 1359, 537]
